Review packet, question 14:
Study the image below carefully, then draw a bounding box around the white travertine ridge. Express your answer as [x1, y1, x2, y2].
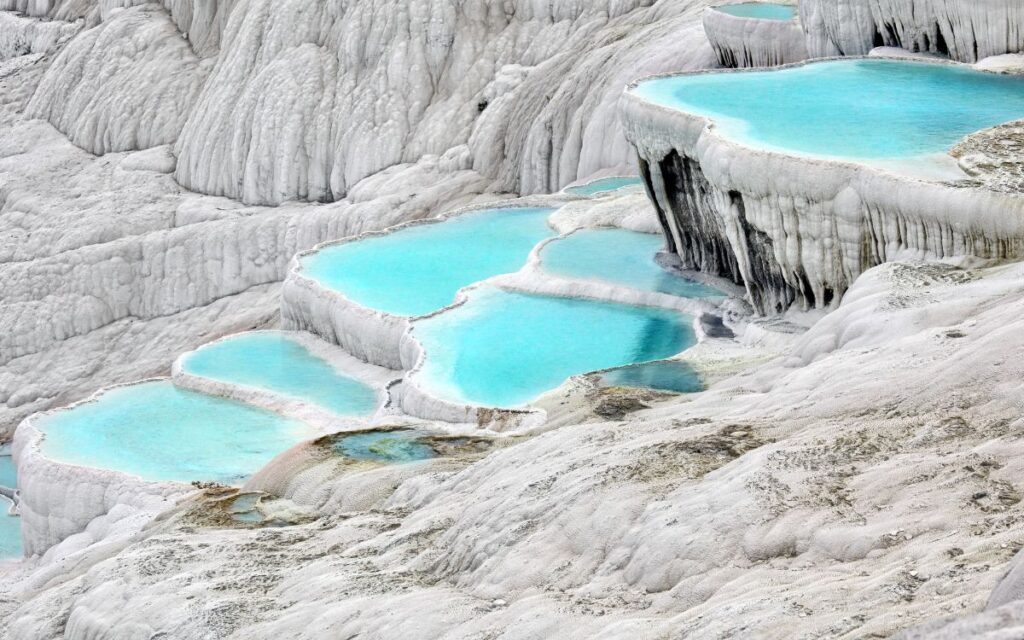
[619, 64, 1024, 313]
[800, 0, 1024, 62]
[703, 5, 808, 67]
[27, 5, 209, 155]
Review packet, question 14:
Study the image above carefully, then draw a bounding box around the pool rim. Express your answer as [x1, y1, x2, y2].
[15, 377, 320, 487]
[401, 282, 702, 414]
[173, 329, 396, 431]
[561, 175, 644, 197]
[706, 2, 800, 23]
[624, 54, 1024, 173]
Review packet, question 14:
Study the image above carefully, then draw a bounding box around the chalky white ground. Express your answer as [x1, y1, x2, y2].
[2, 0, 1024, 637]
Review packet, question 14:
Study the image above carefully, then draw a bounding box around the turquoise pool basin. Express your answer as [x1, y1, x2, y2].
[300, 207, 556, 317]
[413, 287, 696, 408]
[540, 228, 725, 298]
[35, 382, 319, 485]
[180, 333, 378, 417]
[565, 177, 643, 196]
[631, 59, 1024, 160]
[714, 3, 797, 20]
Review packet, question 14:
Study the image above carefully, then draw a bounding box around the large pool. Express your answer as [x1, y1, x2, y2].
[714, 3, 797, 20]
[630, 59, 1024, 160]
[540, 228, 724, 298]
[180, 333, 378, 417]
[35, 382, 318, 485]
[300, 207, 556, 317]
[413, 287, 695, 408]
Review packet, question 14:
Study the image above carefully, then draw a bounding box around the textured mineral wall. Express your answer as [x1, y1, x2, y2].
[799, 0, 1024, 62]
[619, 69, 1024, 314]
[703, 6, 808, 68]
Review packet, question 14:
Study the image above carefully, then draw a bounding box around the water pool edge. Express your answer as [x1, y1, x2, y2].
[282, 200, 566, 370]
[619, 55, 1024, 313]
[173, 330, 397, 431]
[12, 379, 195, 556]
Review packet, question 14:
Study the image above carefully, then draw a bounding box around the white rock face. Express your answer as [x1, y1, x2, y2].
[703, 6, 808, 68]
[171, 0, 718, 204]
[0, 11, 78, 61]
[28, 5, 209, 155]
[800, 0, 1024, 62]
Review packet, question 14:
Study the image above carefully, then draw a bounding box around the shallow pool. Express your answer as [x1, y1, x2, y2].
[565, 176, 643, 196]
[0, 496, 20, 561]
[333, 430, 437, 463]
[301, 207, 556, 317]
[596, 361, 703, 394]
[414, 287, 696, 408]
[0, 452, 20, 561]
[181, 333, 378, 417]
[714, 3, 797, 20]
[36, 382, 318, 485]
[540, 229, 724, 298]
[0, 449, 14, 489]
[631, 59, 1024, 159]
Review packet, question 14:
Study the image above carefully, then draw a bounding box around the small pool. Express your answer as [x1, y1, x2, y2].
[333, 430, 437, 463]
[596, 361, 703, 394]
[714, 3, 797, 20]
[565, 176, 643, 196]
[630, 59, 1024, 160]
[0, 496, 20, 561]
[180, 333, 378, 417]
[0, 447, 15, 489]
[540, 229, 725, 298]
[35, 382, 318, 485]
[0, 452, 21, 561]
[413, 287, 696, 408]
[300, 208, 556, 317]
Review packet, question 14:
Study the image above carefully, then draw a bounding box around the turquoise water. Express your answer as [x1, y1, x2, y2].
[541, 229, 725, 298]
[414, 287, 696, 408]
[0, 496, 20, 561]
[597, 361, 703, 394]
[631, 59, 1024, 159]
[181, 333, 377, 417]
[301, 208, 556, 317]
[333, 430, 437, 463]
[0, 452, 20, 561]
[0, 451, 14, 489]
[566, 177, 642, 196]
[715, 3, 797, 20]
[36, 382, 318, 485]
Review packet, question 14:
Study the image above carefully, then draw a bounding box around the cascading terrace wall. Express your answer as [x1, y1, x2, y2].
[620, 88, 1024, 315]
[799, 0, 1024, 62]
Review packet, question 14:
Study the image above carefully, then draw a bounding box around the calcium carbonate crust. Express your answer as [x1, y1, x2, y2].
[619, 56, 1024, 314]
[703, 4, 808, 68]
[170, 330, 401, 432]
[800, 0, 1024, 63]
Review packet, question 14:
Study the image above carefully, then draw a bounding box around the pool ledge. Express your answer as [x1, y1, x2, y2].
[12, 380, 194, 557]
[172, 330, 399, 431]
[619, 56, 1024, 314]
[282, 199, 566, 370]
[703, 5, 808, 68]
